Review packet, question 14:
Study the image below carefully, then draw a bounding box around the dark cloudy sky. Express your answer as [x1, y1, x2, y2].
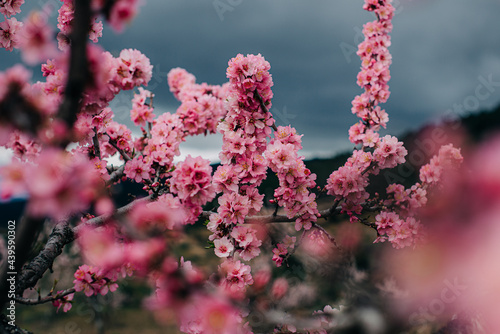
[2, 0, 500, 163]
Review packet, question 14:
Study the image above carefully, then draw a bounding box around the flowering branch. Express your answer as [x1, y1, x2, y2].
[201, 207, 341, 224]
[14, 288, 76, 306]
[73, 194, 154, 233]
[105, 134, 132, 161]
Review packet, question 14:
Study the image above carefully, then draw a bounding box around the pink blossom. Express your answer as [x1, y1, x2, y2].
[272, 243, 288, 267]
[19, 11, 57, 65]
[130, 87, 155, 125]
[253, 267, 271, 291]
[170, 155, 215, 207]
[124, 157, 151, 183]
[89, 19, 103, 43]
[266, 142, 296, 170]
[213, 165, 239, 193]
[217, 192, 250, 225]
[274, 125, 303, 151]
[373, 135, 407, 169]
[226, 53, 274, 111]
[238, 240, 261, 261]
[52, 291, 74, 313]
[129, 199, 185, 232]
[0, 17, 23, 51]
[214, 237, 234, 258]
[105, 121, 133, 154]
[179, 293, 246, 334]
[0, 159, 26, 199]
[57, 0, 73, 36]
[419, 144, 462, 185]
[168, 67, 196, 100]
[219, 259, 253, 298]
[230, 226, 253, 247]
[108, 0, 141, 32]
[271, 278, 289, 300]
[111, 48, 153, 90]
[124, 238, 166, 275]
[78, 226, 124, 271]
[419, 163, 441, 184]
[73, 265, 119, 297]
[0, 0, 24, 17]
[22, 150, 104, 220]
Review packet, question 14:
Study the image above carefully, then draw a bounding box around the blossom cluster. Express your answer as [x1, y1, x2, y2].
[178, 293, 252, 334]
[266, 125, 320, 232]
[0, 149, 104, 220]
[0, 15, 22, 51]
[350, 0, 394, 142]
[0, 65, 59, 142]
[1, 0, 140, 61]
[0, 0, 23, 18]
[326, 151, 370, 219]
[170, 155, 216, 224]
[168, 67, 229, 135]
[78, 224, 167, 276]
[129, 197, 186, 232]
[374, 211, 421, 249]
[225, 53, 274, 111]
[209, 54, 275, 264]
[146, 257, 252, 334]
[130, 87, 155, 126]
[73, 264, 119, 297]
[219, 259, 254, 299]
[373, 144, 462, 248]
[52, 291, 74, 313]
[91, 0, 143, 32]
[143, 111, 184, 172]
[57, 0, 103, 50]
[272, 235, 296, 267]
[419, 143, 463, 184]
[326, 0, 407, 227]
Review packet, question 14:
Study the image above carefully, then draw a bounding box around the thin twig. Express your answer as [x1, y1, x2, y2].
[312, 222, 340, 250]
[283, 229, 307, 264]
[105, 134, 132, 161]
[15, 288, 76, 306]
[106, 164, 126, 186]
[73, 194, 154, 235]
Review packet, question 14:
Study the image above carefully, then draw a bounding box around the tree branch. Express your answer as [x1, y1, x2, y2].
[14, 222, 74, 296]
[15, 194, 154, 297]
[199, 207, 342, 224]
[106, 164, 126, 186]
[56, 0, 92, 137]
[105, 134, 132, 162]
[0, 215, 45, 312]
[73, 194, 153, 234]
